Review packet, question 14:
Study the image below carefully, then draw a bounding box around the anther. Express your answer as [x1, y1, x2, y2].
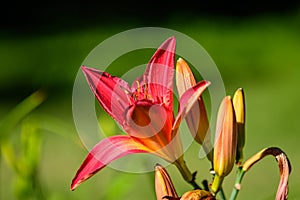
[132, 93, 137, 101]
[136, 81, 140, 93]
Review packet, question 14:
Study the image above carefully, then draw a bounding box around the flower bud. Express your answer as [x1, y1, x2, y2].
[155, 164, 178, 200]
[176, 58, 212, 161]
[211, 96, 237, 193]
[232, 88, 245, 165]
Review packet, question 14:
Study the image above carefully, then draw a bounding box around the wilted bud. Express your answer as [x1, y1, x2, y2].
[155, 164, 178, 200]
[176, 58, 212, 161]
[211, 96, 237, 193]
[232, 88, 245, 165]
[242, 147, 291, 200]
[180, 190, 215, 200]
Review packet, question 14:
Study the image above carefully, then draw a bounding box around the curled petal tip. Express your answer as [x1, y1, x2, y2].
[197, 80, 211, 89]
[195, 80, 211, 90]
[204, 80, 211, 86]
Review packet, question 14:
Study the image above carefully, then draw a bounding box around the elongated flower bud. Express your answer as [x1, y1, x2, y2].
[211, 96, 237, 193]
[233, 88, 245, 165]
[155, 164, 178, 200]
[155, 164, 215, 200]
[176, 58, 212, 161]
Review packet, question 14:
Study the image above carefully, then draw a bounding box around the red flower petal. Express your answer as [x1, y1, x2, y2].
[81, 66, 132, 125]
[173, 80, 210, 132]
[139, 37, 176, 109]
[70, 135, 151, 190]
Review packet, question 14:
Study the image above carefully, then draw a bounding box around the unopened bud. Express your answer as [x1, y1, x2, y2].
[211, 96, 237, 193]
[176, 58, 212, 161]
[232, 88, 245, 165]
[155, 164, 178, 200]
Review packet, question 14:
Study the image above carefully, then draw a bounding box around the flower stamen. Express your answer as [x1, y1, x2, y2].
[131, 81, 153, 101]
[136, 81, 141, 93]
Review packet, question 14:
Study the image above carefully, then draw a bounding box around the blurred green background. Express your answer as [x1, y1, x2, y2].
[1, 1, 300, 199]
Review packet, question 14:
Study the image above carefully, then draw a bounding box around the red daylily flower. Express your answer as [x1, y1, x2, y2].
[71, 37, 210, 190]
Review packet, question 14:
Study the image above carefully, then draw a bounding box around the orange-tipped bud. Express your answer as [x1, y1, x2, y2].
[211, 96, 237, 193]
[176, 58, 212, 161]
[232, 88, 245, 165]
[155, 164, 178, 200]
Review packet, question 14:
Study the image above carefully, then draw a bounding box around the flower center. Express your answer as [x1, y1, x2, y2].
[132, 81, 152, 101]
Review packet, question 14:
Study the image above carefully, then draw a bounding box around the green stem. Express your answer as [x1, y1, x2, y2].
[211, 174, 223, 194]
[219, 187, 226, 200]
[229, 168, 245, 200]
[211, 175, 226, 200]
[174, 158, 201, 190]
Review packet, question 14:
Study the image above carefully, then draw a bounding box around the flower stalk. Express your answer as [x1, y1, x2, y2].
[174, 156, 201, 189]
[229, 167, 245, 200]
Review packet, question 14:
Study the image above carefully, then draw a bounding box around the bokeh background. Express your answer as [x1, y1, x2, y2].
[1, 1, 300, 199]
